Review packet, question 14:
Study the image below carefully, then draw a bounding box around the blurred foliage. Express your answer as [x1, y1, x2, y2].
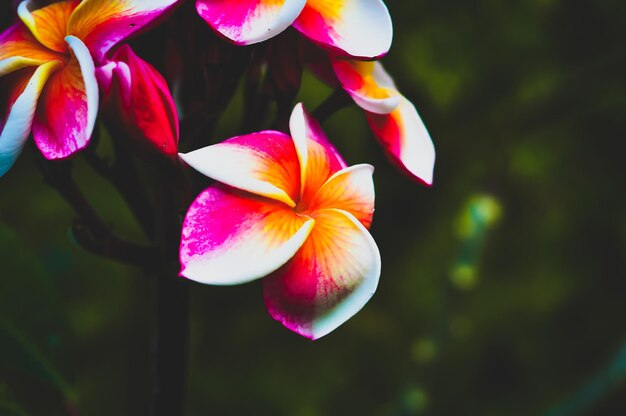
[1, 0, 626, 415]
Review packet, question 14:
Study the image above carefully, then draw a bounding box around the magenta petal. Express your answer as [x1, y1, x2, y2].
[32, 36, 98, 160]
[180, 185, 314, 285]
[0, 61, 59, 176]
[196, 0, 307, 45]
[180, 131, 301, 207]
[263, 209, 381, 339]
[293, 0, 393, 59]
[67, 0, 180, 64]
[366, 96, 436, 185]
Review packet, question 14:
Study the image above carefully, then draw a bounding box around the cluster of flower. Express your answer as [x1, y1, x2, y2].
[0, 0, 435, 339]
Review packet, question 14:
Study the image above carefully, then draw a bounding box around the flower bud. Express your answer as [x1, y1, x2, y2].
[97, 45, 179, 158]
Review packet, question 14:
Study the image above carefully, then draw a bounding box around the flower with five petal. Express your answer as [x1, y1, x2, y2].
[0, 0, 179, 176]
[179, 103, 380, 339]
[195, 0, 393, 59]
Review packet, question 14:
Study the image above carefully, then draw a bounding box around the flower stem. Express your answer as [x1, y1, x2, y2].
[152, 266, 188, 416]
[35, 145, 190, 412]
[151, 162, 189, 415]
[34, 150, 158, 268]
[313, 87, 353, 124]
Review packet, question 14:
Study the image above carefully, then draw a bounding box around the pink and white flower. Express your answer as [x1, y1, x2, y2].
[303, 53, 435, 186]
[195, 0, 393, 59]
[179, 103, 380, 339]
[0, 0, 179, 176]
[324, 57, 436, 185]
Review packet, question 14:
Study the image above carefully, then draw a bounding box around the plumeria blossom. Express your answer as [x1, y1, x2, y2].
[179, 103, 380, 339]
[331, 58, 436, 185]
[195, 0, 393, 59]
[0, 0, 179, 176]
[311, 55, 436, 185]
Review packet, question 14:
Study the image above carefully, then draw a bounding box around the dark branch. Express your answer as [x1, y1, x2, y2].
[313, 87, 353, 124]
[71, 221, 159, 268]
[34, 151, 158, 269]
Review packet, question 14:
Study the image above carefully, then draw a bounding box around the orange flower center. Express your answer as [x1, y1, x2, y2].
[21, 0, 77, 57]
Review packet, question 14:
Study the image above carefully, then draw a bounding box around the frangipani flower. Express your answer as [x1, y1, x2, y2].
[97, 45, 179, 158]
[332, 58, 436, 185]
[196, 0, 393, 59]
[0, 0, 178, 176]
[179, 103, 380, 339]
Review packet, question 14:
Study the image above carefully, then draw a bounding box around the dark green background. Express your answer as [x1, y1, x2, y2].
[1, 1, 626, 415]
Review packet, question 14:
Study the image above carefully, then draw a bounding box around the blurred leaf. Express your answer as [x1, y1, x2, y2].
[0, 224, 77, 414]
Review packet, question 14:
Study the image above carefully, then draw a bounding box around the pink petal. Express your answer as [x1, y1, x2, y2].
[0, 61, 60, 176]
[32, 35, 98, 160]
[366, 96, 436, 185]
[293, 0, 393, 59]
[179, 131, 301, 208]
[289, 103, 346, 202]
[0, 23, 63, 76]
[17, 0, 79, 53]
[264, 208, 380, 339]
[196, 0, 307, 45]
[67, 0, 180, 63]
[308, 164, 375, 229]
[332, 59, 400, 114]
[180, 184, 314, 285]
[98, 45, 179, 157]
